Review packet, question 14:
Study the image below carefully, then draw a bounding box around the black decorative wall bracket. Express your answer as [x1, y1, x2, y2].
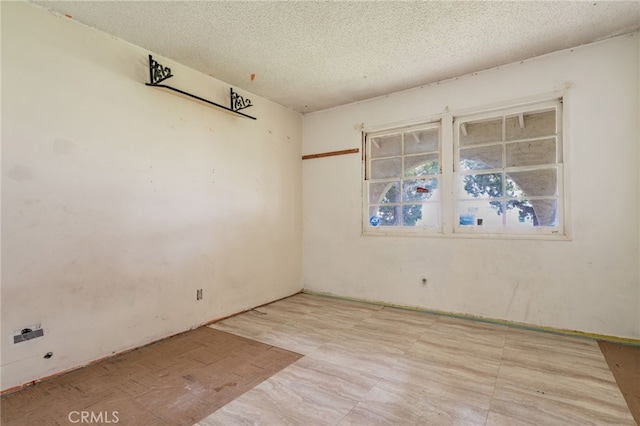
[145, 55, 256, 120]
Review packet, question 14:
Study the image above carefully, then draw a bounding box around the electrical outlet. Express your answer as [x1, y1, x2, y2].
[196, 289, 203, 300]
[14, 324, 43, 344]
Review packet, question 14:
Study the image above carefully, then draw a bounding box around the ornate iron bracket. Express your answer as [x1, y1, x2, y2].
[145, 55, 256, 120]
[230, 88, 252, 112]
[149, 55, 173, 85]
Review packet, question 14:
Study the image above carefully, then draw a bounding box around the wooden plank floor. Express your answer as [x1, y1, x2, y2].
[1, 327, 301, 425]
[201, 293, 636, 425]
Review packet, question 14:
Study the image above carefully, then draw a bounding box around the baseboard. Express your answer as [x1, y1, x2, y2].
[1, 289, 303, 396]
[302, 289, 640, 346]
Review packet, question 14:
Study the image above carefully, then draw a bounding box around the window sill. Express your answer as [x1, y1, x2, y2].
[362, 229, 571, 241]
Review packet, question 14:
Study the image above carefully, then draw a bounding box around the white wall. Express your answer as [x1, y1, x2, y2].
[1, 2, 302, 391]
[303, 33, 640, 339]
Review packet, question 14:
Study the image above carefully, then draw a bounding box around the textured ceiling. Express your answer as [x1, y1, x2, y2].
[30, 1, 640, 113]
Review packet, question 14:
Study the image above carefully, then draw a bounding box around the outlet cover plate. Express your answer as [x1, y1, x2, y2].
[13, 324, 43, 344]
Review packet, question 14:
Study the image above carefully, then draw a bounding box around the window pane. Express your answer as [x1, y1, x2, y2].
[506, 200, 534, 226]
[506, 169, 557, 197]
[505, 199, 536, 226]
[458, 200, 504, 226]
[371, 157, 401, 179]
[403, 178, 438, 202]
[404, 128, 438, 154]
[505, 199, 557, 226]
[405, 153, 439, 176]
[371, 133, 401, 158]
[529, 199, 558, 226]
[369, 181, 400, 204]
[460, 145, 502, 171]
[459, 173, 503, 199]
[506, 110, 555, 140]
[366, 101, 562, 235]
[369, 205, 399, 226]
[403, 204, 439, 227]
[459, 118, 502, 146]
[505, 138, 556, 167]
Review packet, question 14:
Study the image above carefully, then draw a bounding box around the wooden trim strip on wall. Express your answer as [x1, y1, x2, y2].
[302, 148, 359, 160]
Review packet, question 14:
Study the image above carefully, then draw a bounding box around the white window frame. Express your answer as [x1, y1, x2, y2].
[362, 95, 569, 240]
[453, 99, 564, 237]
[363, 122, 443, 235]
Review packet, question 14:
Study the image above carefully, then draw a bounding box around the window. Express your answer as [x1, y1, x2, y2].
[365, 123, 441, 233]
[364, 98, 565, 238]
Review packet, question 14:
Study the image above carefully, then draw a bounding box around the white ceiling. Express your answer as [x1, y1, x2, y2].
[31, 1, 640, 114]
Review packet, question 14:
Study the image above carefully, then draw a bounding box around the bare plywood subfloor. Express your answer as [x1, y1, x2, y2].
[599, 341, 640, 424]
[1, 327, 302, 425]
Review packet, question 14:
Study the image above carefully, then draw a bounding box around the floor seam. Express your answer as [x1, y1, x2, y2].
[484, 325, 510, 425]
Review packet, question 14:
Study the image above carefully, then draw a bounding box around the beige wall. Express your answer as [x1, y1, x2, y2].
[1, 2, 302, 391]
[303, 33, 640, 339]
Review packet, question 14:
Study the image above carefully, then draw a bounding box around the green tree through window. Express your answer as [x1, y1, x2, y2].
[461, 159, 537, 225]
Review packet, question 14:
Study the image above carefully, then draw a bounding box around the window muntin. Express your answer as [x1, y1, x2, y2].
[454, 101, 563, 234]
[363, 98, 564, 238]
[366, 124, 441, 231]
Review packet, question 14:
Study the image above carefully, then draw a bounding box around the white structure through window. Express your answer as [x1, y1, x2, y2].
[364, 98, 565, 238]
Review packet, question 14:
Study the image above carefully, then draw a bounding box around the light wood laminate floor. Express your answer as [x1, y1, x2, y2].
[200, 293, 635, 425]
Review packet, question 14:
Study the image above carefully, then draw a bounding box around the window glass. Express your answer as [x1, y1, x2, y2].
[371, 133, 402, 158]
[506, 138, 556, 167]
[402, 178, 439, 202]
[454, 101, 562, 234]
[458, 173, 503, 199]
[364, 99, 563, 237]
[404, 128, 438, 154]
[459, 118, 502, 146]
[403, 204, 439, 227]
[371, 158, 401, 179]
[366, 124, 441, 231]
[505, 110, 555, 140]
[405, 154, 439, 176]
[369, 181, 400, 204]
[460, 145, 503, 171]
[506, 169, 557, 197]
